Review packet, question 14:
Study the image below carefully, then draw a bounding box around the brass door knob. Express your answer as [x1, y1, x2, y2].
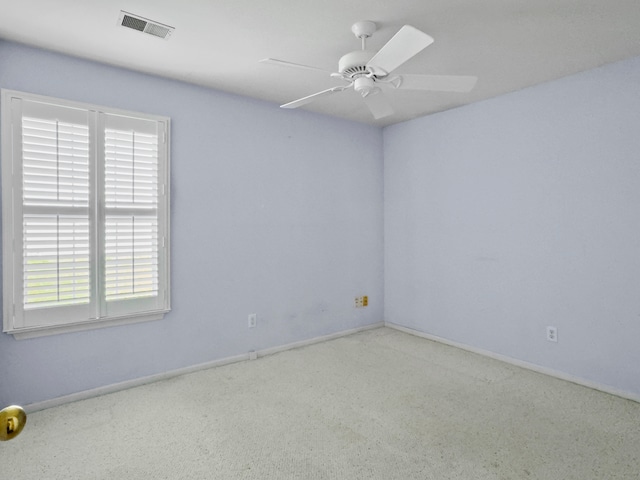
[0, 405, 27, 441]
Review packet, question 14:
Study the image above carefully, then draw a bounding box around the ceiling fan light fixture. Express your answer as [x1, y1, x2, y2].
[354, 76, 375, 97]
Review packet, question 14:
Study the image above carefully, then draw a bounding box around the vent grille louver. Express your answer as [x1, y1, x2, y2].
[343, 65, 369, 77]
[119, 11, 174, 40]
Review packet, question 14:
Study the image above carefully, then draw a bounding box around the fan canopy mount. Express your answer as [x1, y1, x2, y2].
[350, 20, 377, 40]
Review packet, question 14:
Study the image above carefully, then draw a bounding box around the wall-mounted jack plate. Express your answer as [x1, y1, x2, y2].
[546, 326, 558, 342]
[355, 296, 368, 308]
[248, 314, 257, 328]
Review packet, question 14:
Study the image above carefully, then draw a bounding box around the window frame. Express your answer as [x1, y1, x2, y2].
[1, 89, 171, 339]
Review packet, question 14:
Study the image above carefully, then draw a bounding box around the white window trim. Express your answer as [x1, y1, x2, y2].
[1, 89, 171, 339]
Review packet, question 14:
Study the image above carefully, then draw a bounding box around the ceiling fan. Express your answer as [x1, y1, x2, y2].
[261, 21, 477, 120]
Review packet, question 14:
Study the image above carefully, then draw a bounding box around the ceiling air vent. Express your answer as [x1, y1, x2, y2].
[118, 11, 174, 40]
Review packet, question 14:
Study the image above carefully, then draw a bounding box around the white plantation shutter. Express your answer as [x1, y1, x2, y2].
[23, 214, 90, 308]
[2, 90, 170, 338]
[101, 114, 167, 318]
[21, 117, 91, 310]
[105, 215, 158, 301]
[21, 117, 90, 209]
[104, 129, 158, 210]
[104, 126, 160, 302]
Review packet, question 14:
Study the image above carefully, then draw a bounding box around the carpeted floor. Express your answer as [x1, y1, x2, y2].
[4, 327, 640, 479]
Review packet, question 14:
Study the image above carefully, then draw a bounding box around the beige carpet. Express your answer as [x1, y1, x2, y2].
[4, 327, 640, 479]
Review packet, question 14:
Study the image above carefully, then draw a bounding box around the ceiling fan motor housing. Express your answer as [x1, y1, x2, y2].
[338, 50, 375, 78]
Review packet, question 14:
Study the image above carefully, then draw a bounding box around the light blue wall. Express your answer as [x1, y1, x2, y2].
[3, 38, 639, 406]
[0, 41, 384, 406]
[385, 56, 640, 397]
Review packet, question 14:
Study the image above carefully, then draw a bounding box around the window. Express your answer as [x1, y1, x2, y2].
[1, 90, 170, 339]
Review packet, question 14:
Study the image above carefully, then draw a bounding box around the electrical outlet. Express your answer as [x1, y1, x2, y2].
[248, 313, 257, 329]
[546, 326, 558, 342]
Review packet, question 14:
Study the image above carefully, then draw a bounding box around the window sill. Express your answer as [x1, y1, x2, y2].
[3, 310, 170, 340]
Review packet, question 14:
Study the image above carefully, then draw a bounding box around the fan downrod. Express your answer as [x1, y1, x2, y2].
[337, 21, 378, 77]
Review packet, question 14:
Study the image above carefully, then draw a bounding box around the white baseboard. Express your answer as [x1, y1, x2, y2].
[258, 321, 384, 358]
[25, 321, 384, 413]
[25, 353, 248, 413]
[385, 322, 640, 404]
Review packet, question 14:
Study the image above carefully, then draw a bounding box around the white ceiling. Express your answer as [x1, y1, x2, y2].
[1, 0, 640, 126]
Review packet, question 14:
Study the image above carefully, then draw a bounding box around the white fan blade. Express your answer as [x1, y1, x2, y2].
[260, 58, 331, 74]
[398, 74, 478, 92]
[362, 89, 394, 119]
[367, 25, 434, 76]
[281, 85, 350, 109]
